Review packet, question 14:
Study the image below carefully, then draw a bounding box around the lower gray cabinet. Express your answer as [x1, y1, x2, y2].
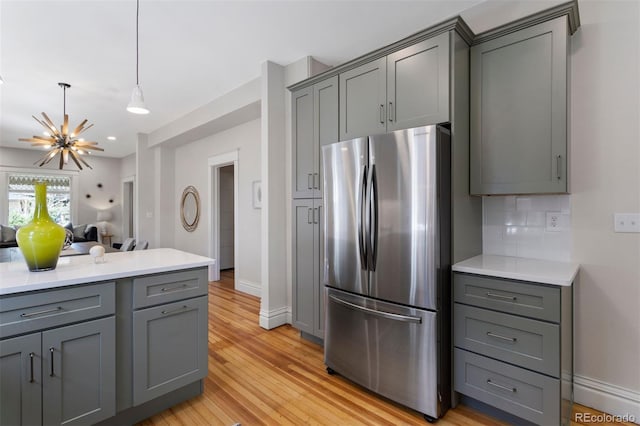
[133, 296, 208, 405]
[42, 317, 116, 425]
[292, 198, 324, 339]
[0, 318, 115, 426]
[0, 333, 41, 426]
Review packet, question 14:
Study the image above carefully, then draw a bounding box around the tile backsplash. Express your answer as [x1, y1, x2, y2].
[483, 195, 571, 262]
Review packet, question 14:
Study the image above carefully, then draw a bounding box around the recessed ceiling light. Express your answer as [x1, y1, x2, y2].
[107, 136, 116, 141]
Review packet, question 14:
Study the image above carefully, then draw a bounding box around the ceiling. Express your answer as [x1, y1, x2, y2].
[1, 0, 508, 160]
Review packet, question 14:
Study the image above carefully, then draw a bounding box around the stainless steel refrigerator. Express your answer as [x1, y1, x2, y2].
[322, 124, 451, 421]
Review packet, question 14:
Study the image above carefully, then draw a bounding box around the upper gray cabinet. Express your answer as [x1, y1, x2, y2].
[292, 76, 339, 199]
[470, 16, 569, 195]
[340, 32, 450, 140]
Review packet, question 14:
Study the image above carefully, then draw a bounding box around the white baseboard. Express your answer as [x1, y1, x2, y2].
[236, 280, 261, 297]
[574, 374, 640, 421]
[259, 306, 291, 330]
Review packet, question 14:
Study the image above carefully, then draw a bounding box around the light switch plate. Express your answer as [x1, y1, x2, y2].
[614, 213, 640, 233]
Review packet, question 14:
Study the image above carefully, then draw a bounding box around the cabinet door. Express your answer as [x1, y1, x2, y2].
[387, 32, 450, 131]
[0, 333, 41, 426]
[339, 57, 387, 140]
[292, 86, 316, 198]
[314, 76, 339, 197]
[292, 199, 316, 335]
[470, 16, 568, 195]
[133, 296, 208, 405]
[42, 317, 115, 426]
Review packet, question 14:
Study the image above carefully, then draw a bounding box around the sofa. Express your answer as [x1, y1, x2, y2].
[0, 223, 98, 248]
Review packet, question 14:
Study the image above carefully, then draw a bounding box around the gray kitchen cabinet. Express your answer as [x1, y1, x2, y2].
[292, 76, 338, 199]
[339, 57, 387, 140]
[470, 16, 569, 195]
[0, 282, 116, 426]
[340, 32, 450, 140]
[133, 296, 208, 405]
[453, 272, 573, 425]
[387, 32, 450, 131]
[0, 333, 41, 426]
[42, 317, 116, 426]
[292, 199, 324, 339]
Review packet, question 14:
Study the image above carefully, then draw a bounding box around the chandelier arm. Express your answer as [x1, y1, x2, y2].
[71, 119, 88, 137]
[68, 150, 84, 170]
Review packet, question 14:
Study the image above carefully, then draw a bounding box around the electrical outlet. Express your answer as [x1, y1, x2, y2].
[614, 213, 640, 233]
[546, 212, 562, 232]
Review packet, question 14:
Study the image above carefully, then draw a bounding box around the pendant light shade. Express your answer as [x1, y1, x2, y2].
[127, 84, 149, 114]
[127, 0, 149, 114]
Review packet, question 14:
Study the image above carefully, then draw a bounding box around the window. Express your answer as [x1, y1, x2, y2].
[7, 174, 71, 226]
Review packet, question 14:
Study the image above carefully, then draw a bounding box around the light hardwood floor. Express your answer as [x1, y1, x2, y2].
[138, 270, 633, 426]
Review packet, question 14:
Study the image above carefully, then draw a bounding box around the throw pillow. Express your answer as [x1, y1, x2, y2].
[1, 225, 16, 242]
[73, 224, 87, 240]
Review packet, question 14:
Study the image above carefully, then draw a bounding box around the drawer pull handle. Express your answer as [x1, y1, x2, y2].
[486, 292, 517, 302]
[161, 284, 187, 293]
[487, 379, 516, 393]
[487, 331, 517, 343]
[20, 306, 63, 318]
[29, 352, 35, 383]
[161, 305, 189, 316]
[49, 347, 55, 377]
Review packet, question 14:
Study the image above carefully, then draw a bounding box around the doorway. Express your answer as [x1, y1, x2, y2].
[207, 151, 239, 286]
[218, 165, 235, 270]
[122, 177, 135, 241]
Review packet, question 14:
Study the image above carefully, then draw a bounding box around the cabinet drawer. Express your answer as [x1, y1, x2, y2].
[454, 348, 559, 425]
[0, 282, 115, 338]
[454, 304, 559, 377]
[133, 268, 207, 308]
[454, 273, 559, 322]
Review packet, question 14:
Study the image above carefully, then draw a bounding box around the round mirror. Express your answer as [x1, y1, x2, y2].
[180, 186, 200, 232]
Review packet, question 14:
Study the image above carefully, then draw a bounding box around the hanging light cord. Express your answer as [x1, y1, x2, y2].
[135, 0, 140, 86]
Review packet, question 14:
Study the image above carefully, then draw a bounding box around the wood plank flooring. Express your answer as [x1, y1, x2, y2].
[138, 270, 633, 426]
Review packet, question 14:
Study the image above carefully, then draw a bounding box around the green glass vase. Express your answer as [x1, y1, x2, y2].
[16, 182, 66, 271]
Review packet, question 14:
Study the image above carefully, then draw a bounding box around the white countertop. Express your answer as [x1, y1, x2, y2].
[452, 254, 579, 286]
[0, 248, 215, 295]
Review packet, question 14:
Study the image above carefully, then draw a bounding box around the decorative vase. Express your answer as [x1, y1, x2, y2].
[16, 182, 66, 271]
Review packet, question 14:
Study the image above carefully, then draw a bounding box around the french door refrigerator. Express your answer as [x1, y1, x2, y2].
[322, 124, 451, 421]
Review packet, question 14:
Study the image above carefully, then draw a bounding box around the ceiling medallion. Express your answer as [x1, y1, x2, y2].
[19, 82, 103, 170]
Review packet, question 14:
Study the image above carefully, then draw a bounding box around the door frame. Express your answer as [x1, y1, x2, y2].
[208, 151, 239, 285]
[121, 175, 136, 241]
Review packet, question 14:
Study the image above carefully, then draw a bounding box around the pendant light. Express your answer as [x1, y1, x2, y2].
[127, 0, 150, 114]
[19, 83, 103, 170]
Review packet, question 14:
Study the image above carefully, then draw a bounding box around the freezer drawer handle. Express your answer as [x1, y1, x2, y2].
[487, 379, 517, 393]
[486, 331, 517, 343]
[329, 295, 421, 324]
[486, 292, 517, 302]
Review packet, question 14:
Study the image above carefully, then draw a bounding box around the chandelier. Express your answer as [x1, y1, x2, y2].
[19, 82, 103, 170]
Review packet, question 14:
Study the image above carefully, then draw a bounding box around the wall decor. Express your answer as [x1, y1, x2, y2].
[180, 186, 200, 232]
[252, 180, 262, 209]
[86, 194, 91, 198]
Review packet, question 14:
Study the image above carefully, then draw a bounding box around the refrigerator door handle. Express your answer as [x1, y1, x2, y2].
[368, 164, 378, 271]
[329, 295, 422, 324]
[358, 165, 368, 270]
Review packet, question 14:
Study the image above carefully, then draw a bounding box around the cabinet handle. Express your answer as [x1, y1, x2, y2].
[388, 101, 394, 122]
[313, 207, 320, 224]
[379, 104, 385, 124]
[161, 305, 189, 316]
[49, 347, 55, 377]
[487, 379, 517, 393]
[557, 155, 562, 180]
[161, 284, 187, 293]
[308, 173, 313, 189]
[308, 208, 313, 224]
[314, 173, 319, 189]
[29, 352, 35, 383]
[486, 331, 517, 343]
[486, 292, 517, 302]
[20, 306, 62, 318]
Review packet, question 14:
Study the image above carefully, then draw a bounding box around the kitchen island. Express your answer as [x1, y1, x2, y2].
[0, 248, 214, 426]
